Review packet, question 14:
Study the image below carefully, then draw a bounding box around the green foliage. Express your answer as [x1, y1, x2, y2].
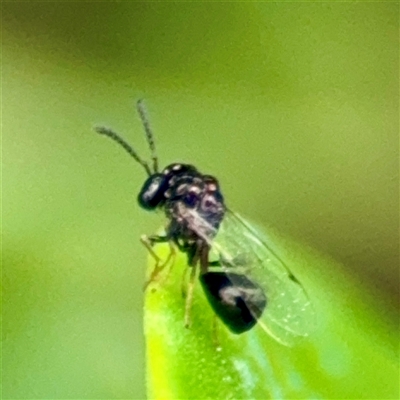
[145, 234, 398, 399]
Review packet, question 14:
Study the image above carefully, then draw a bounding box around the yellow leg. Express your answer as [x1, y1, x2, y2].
[184, 264, 197, 329]
[141, 235, 176, 291]
[180, 267, 190, 298]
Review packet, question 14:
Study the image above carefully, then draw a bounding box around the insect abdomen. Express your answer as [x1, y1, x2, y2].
[199, 271, 267, 334]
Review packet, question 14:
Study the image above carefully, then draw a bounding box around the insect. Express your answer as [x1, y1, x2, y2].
[95, 100, 314, 345]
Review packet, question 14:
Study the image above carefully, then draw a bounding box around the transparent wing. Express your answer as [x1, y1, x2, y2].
[186, 208, 315, 346]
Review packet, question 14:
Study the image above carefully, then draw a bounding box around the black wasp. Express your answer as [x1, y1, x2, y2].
[95, 100, 314, 345]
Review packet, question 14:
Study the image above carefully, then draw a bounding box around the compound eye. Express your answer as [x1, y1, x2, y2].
[138, 174, 168, 210]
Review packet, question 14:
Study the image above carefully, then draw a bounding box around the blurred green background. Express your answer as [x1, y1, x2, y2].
[3, 2, 398, 399]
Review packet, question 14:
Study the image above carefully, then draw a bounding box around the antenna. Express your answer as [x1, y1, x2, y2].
[136, 99, 159, 173]
[94, 99, 160, 177]
[94, 125, 152, 176]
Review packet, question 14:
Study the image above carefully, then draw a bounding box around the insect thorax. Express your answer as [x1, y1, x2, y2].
[138, 163, 226, 247]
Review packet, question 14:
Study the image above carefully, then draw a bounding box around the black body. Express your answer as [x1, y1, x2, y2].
[95, 101, 267, 334]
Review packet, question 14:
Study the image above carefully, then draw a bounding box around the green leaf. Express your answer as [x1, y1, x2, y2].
[144, 228, 398, 400]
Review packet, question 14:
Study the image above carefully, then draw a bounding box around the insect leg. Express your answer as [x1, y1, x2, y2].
[141, 234, 176, 290]
[184, 264, 197, 329]
[179, 242, 200, 298]
[141, 234, 168, 259]
[180, 267, 189, 298]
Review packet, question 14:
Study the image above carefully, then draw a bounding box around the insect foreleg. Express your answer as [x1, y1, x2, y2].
[141, 234, 176, 290]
